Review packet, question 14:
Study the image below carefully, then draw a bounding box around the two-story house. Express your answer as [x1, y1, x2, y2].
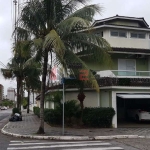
[36, 15, 150, 128]
[81, 15, 150, 128]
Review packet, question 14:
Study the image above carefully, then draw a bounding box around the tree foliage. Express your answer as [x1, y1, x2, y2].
[14, 0, 112, 134]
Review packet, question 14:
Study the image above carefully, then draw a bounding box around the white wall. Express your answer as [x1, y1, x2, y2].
[111, 91, 117, 128]
[65, 91, 98, 108]
[100, 91, 110, 107]
[103, 29, 150, 49]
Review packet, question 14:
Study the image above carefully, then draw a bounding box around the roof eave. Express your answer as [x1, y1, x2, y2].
[93, 16, 149, 28]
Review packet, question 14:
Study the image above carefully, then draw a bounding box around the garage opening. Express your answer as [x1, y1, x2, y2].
[116, 93, 150, 127]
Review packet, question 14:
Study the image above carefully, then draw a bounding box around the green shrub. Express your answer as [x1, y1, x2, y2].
[43, 100, 81, 125]
[44, 109, 62, 125]
[33, 106, 40, 117]
[22, 98, 27, 109]
[12, 108, 21, 115]
[59, 100, 81, 119]
[1, 99, 14, 107]
[82, 107, 115, 128]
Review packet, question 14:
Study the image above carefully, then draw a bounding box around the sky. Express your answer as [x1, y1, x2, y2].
[0, 0, 150, 95]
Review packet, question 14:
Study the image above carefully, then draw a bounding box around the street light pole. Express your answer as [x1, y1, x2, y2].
[13, 0, 17, 44]
[62, 74, 65, 135]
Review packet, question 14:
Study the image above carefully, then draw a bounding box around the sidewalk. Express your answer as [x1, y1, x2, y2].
[1, 110, 150, 140]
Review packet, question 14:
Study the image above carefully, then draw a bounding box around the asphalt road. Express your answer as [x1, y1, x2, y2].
[0, 109, 148, 150]
[0, 108, 17, 150]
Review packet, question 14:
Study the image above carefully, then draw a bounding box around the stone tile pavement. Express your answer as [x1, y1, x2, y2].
[2, 110, 150, 140]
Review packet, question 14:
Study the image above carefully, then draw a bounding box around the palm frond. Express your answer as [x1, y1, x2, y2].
[62, 0, 87, 16]
[63, 49, 99, 91]
[13, 27, 31, 41]
[19, 0, 47, 37]
[68, 4, 102, 22]
[62, 32, 112, 65]
[57, 16, 90, 37]
[0, 69, 13, 79]
[43, 29, 65, 58]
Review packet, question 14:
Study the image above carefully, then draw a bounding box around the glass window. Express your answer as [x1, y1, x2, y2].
[131, 33, 137, 38]
[110, 30, 127, 37]
[119, 31, 127, 37]
[111, 31, 118, 36]
[131, 32, 146, 39]
[138, 33, 145, 39]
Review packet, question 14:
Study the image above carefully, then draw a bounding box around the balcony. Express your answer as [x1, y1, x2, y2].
[96, 70, 150, 78]
[96, 70, 150, 87]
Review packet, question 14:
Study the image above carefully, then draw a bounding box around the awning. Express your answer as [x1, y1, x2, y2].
[117, 94, 150, 99]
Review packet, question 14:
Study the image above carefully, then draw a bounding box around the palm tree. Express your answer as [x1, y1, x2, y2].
[1, 40, 38, 111]
[16, 0, 111, 134]
[24, 64, 41, 113]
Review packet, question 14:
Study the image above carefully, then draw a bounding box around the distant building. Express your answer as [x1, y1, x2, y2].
[7, 87, 16, 101]
[0, 84, 4, 102]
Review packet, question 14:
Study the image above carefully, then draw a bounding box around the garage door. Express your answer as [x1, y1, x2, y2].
[117, 94, 150, 99]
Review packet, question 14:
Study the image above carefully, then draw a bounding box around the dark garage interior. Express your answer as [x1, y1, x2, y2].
[116, 93, 150, 127]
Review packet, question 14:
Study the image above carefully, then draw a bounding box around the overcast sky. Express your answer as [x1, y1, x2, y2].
[0, 0, 150, 95]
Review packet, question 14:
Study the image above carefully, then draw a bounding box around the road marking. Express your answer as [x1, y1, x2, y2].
[8, 141, 124, 150]
[9, 141, 102, 146]
[7, 143, 111, 149]
[65, 148, 124, 150]
[10, 141, 40, 143]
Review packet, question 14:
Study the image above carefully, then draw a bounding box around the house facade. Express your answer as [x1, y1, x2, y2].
[82, 15, 150, 128]
[36, 15, 150, 128]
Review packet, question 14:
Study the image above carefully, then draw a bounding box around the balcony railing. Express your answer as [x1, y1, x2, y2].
[112, 70, 150, 77]
[96, 70, 150, 78]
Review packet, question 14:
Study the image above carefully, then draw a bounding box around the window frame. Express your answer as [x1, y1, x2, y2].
[130, 32, 146, 39]
[110, 30, 127, 38]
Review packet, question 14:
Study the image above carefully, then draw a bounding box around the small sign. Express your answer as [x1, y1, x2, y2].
[61, 77, 76, 84]
[79, 70, 89, 81]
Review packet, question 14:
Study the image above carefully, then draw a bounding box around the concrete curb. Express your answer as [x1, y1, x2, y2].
[1, 123, 143, 140]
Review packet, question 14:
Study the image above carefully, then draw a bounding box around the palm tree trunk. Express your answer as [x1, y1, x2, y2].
[27, 89, 30, 113]
[37, 51, 48, 134]
[16, 77, 19, 109]
[17, 77, 22, 112]
[33, 91, 34, 104]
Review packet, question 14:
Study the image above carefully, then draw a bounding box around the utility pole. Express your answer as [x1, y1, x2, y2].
[13, 0, 17, 44]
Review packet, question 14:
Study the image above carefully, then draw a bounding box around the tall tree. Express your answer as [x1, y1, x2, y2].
[16, 0, 111, 134]
[24, 64, 41, 113]
[1, 40, 37, 111]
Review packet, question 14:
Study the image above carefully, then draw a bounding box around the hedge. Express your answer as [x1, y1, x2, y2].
[44, 109, 62, 125]
[33, 106, 40, 117]
[118, 78, 130, 86]
[33, 106, 115, 128]
[82, 107, 115, 128]
[33, 100, 80, 125]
